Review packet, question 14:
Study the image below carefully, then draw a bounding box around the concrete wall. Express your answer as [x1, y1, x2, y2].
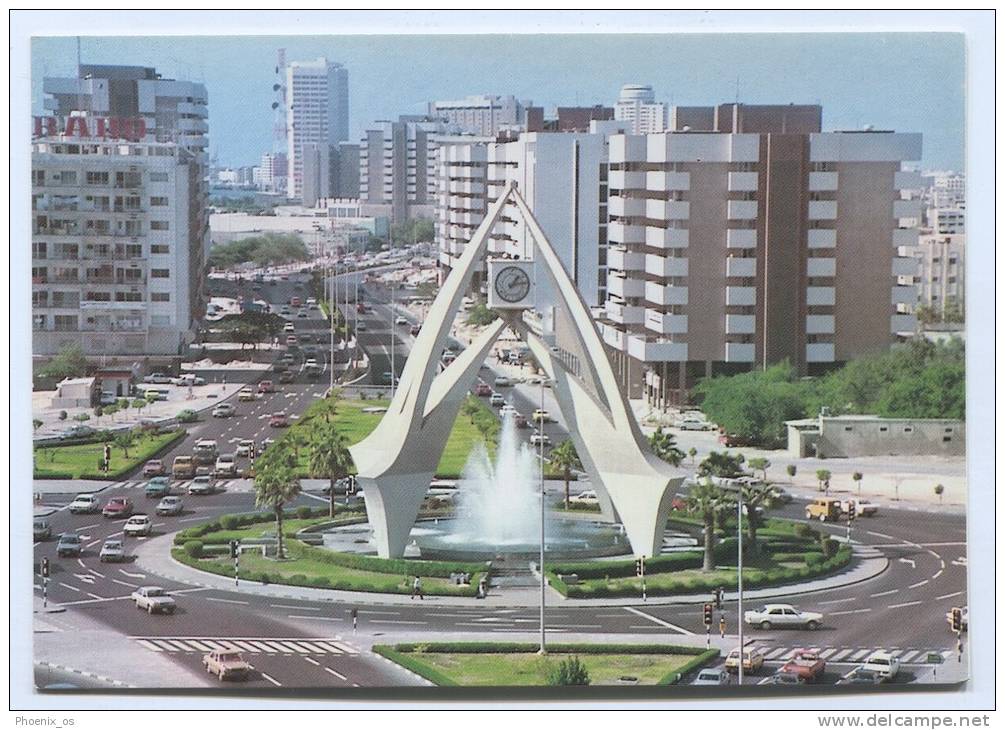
[789, 417, 964, 458]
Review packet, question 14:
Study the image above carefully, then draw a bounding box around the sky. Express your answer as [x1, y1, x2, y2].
[31, 33, 965, 170]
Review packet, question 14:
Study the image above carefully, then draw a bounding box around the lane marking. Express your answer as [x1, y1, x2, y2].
[830, 608, 873, 617]
[888, 600, 923, 609]
[205, 597, 249, 605]
[622, 606, 694, 635]
[288, 614, 341, 622]
[819, 597, 857, 605]
[869, 589, 899, 598]
[120, 569, 146, 579]
[259, 671, 282, 687]
[304, 656, 320, 667]
[908, 579, 929, 589]
[935, 591, 964, 601]
[368, 619, 428, 625]
[323, 667, 347, 681]
[58, 582, 82, 593]
[271, 604, 319, 611]
[111, 578, 137, 588]
[898, 558, 917, 569]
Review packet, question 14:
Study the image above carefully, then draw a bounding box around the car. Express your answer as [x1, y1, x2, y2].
[56, 532, 82, 557]
[172, 455, 196, 479]
[279, 370, 296, 384]
[571, 490, 598, 504]
[861, 650, 900, 681]
[836, 667, 887, 685]
[59, 425, 97, 440]
[193, 439, 219, 465]
[236, 439, 254, 458]
[946, 606, 969, 632]
[500, 404, 518, 417]
[805, 498, 843, 522]
[725, 647, 765, 674]
[238, 387, 256, 402]
[395, 316, 408, 325]
[306, 298, 317, 307]
[841, 499, 879, 517]
[156, 496, 184, 516]
[305, 364, 323, 380]
[677, 418, 711, 431]
[780, 650, 827, 683]
[297, 310, 309, 319]
[302, 343, 318, 355]
[290, 296, 302, 307]
[212, 403, 236, 418]
[744, 604, 823, 630]
[102, 497, 134, 519]
[172, 374, 206, 386]
[489, 393, 505, 407]
[202, 650, 252, 682]
[142, 459, 165, 477]
[215, 453, 238, 477]
[769, 486, 793, 504]
[514, 414, 529, 429]
[283, 322, 296, 333]
[143, 373, 172, 384]
[529, 431, 551, 447]
[33, 519, 51, 541]
[356, 322, 367, 332]
[258, 380, 275, 394]
[123, 515, 153, 537]
[68, 494, 101, 514]
[131, 586, 176, 615]
[766, 669, 806, 686]
[188, 476, 215, 495]
[259, 438, 275, 452]
[270, 412, 289, 427]
[279, 305, 290, 315]
[493, 376, 513, 388]
[410, 324, 421, 336]
[272, 359, 289, 374]
[144, 476, 171, 499]
[99, 391, 118, 406]
[473, 384, 492, 398]
[286, 335, 299, 347]
[532, 409, 552, 423]
[99, 539, 126, 562]
[305, 358, 319, 368]
[692, 668, 731, 686]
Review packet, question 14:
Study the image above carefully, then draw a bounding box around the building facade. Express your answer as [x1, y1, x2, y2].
[285, 57, 349, 200]
[597, 104, 922, 406]
[257, 151, 288, 194]
[428, 95, 530, 136]
[614, 84, 668, 135]
[902, 232, 965, 316]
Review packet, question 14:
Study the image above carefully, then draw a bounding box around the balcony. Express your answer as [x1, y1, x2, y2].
[728, 200, 758, 220]
[645, 199, 690, 221]
[806, 343, 835, 363]
[608, 247, 646, 272]
[891, 314, 918, 333]
[728, 172, 758, 192]
[726, 257, 756, 278]
[600, 322, 626, 351]
[808, 228, 837, 248]
[607, 274, 645, 299]
[892, 257, 918, 277]
[725, 314, 756, 335]
[644, 310, 688, 335]
[725, 286, 756, 307]
[891, 285, 916, 306]
[605, 299, 645, 325]
[725, 342, 756, 362]
[892, 228, 917, 247]
[806, 315, 835, 335]
[645, 254, 689, 278]
[646, 171, 690, 192]
[627, 335, 688, 362]
[806, 286, 836, 306]
[808, 200, 838, 220]
[808, 172, 839, 191]
[807, 257, 836, 278]
[893, 199, 922, 219]
[608, 195, 646, 218]
[645, 281, 688, 306]
[448, 180, 485, 196]
[645, 226, 689, 249]
[608, 170, 644, 190]
[607, 221, 645, 245]
[726, 228, 757, 249]
[894, 170, 924, 189]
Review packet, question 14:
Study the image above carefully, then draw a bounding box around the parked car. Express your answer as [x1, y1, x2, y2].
[780, 650, 827, 683]
[258, 380, 275, 394]
[238, 387, 256, 402]
[766, 669, 806, 686]
[529, 431, 551, 447]
[33, 519, 51, 541]
[236, 439, 254, 458]
[156, 496, 184, 516]
[99, 539, 127, 562]
[474, 383, 492, 397]
[171, 374, 206, 386]
[68, 494, 101, 515]
[212, 403, 236, 418]
[269, 412, 289, 427]
[837, 667, 887, 685]
[143, 373, 172, 384]
[56, 532, 83, 557]
[131, 586, 176, 615]
[215, 453, 238, 477]
[99, 391, 118, 406]
[493, 376, 513, 388]
[141, 459, 165, 477]
[102, 497, 134, 519]
[202, 650, 251, 682]
[571, 490, 598, 504]
[188, 476, 215, 495]
[172, 455, 196, 479]
[123, 515, 153, 537]
[805, 498, 843, 522]
[841, 499, 879, 517]
[862, 650, 900, 681]
[59, 425, 96, 440]
[744, 604, 823, 630]
[725, 647, 765, 674]
[692, 668, 731, 686]
[677, 418, 711, 431]
[144, 476, 171, 499]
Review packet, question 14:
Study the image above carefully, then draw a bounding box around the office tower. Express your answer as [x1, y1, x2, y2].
[428, 95, 530, 136]
[614, 84, 668, 134]
[285, 57, 349, 200]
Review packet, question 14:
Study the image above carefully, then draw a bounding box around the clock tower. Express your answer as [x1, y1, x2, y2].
[487, 259, 535, 310]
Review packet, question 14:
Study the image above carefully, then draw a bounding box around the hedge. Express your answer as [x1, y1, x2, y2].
[173, 507, 334, 544]
[295, 542, 490, 578]
[372, 646, 457, 687]
[550, 539, 739, 580]
[658, 649, 721, 685]
[76, 429, 187, 480]
[772, 551, 823, 564]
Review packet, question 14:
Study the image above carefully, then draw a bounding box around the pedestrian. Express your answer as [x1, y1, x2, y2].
[719, 615, 726, 639]
[411, 576, 423, 600]
[350, 606, 358, 633]
[478, 575, 487, 599]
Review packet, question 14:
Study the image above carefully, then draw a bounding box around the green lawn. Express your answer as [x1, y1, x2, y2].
[34, 430, 185, 479]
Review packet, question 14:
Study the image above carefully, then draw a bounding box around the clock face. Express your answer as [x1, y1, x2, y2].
[494, 266, 531, 304]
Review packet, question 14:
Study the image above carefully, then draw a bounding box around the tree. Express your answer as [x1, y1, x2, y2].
[58, 410, 68, 421]
[93, 405, 104, 424]
[686, 479, 728, 571]
[697, 451, 745, 479]
[852, 471, 863, 496]
[688, 447, 697, 465]
[254, 444, 301, 559]
[308, 422, 355, 518]
[934, 483, 945, 504]
[37, 343, 88, 380]
[208, 233, 309, 269]
[815, 469, 832, 493]
[786, 464, 797, 479]
[650, 427, 685, 467]
[550, 440, 582, 509]
[32, 419, 43, 432]
[466, 303, 498, 327]
[748, 457, 771, 481]
[117, 397, 130, 412]
[546, 656, 590, 686]
[114, 431, 135, 459]
[739, 484, 770, 554]
[131, 398, 148, 415]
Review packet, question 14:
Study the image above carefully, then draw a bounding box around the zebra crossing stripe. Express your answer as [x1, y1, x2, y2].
[818, 648, 837, 659]
[780, 649, 798, 660]
[898, 650, 919, 663]
[167, 640, 193, 652]
[136, 639, 164, 652]
[295, 641, 327, 653]
[187, 640, 213, 652]
[850, 649, 871, 661]
[229, 640, 260, 653]
[279, 641, 310, 654]
[764, 647, 788, 660]
[151, 639, 178, 652]
[941, 650, 953, 659]
[201, 640, 229, 651]
[248, 640, 275, 652]
[830, 649, 853, 662]
[323, 641, 358, 655]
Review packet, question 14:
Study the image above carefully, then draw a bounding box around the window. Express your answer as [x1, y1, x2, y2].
[150, 292, 170, 302]
[943, 436, 952, 443]
[32, 169, 45, 186]
[87, 171, 109, 185]
[879, 426, 888, 433]
[150, 221, 170, 231]
[149, 172, 169, 182]
[150, 244, 170, 254]
[150, 196, 169, 206]
[844, 426, 853, 432]
[904, 426, 914, 433]
[151, 269, 170, 278]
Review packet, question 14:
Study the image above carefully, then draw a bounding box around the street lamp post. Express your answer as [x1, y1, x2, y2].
[737, 496, 745, 685]
[390, 276, 396, 398]
[538, 376, 547, 654]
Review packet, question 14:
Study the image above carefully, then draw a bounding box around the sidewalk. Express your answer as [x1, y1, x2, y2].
[133, 531, 888, 609]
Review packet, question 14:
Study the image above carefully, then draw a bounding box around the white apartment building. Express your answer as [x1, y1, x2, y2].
[901, 232, 965, 315]
[927, 170, 965, 208]
[613, 84, 668, 135]
[285, 58, 349, 200]
[258, 151, 288, 194]
[927, 206, 965, 234]
[428, 95, 530, 136]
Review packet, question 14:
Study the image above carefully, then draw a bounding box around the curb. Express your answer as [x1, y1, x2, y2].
[34, 660, 136, 689]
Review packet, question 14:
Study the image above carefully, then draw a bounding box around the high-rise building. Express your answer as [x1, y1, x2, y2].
[285, 57, 349, 200]
[33, 65, 210, 358]
[428, 95, 530, 136]
[598, 103, 923, 406]
[927, 206, 965, 234]
[301, 142, 360, 206]
[901, 232, 964, 317]
[614, 84, 668, 134]
[258, 151, 287, 194]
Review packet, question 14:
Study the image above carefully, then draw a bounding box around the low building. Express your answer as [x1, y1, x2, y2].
[51, 376, 97, 409]
[95, 368, 134, 398]
[785, 414, 964, 458]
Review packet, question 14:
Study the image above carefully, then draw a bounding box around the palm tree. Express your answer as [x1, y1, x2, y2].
[686, 479, 728, 571]
[815, 469, 832, 493]
[650, 427, 685, 467]
[934, 483, 945, 504]
[308, 422, 355, 517]
[748, 457, 771, 481]
[550, 440, 582, 510]
[688, 447, 697, 465]
[852, 471, 863, 496]
[254, 444, 301, 559]
[739, 484, 770, 555]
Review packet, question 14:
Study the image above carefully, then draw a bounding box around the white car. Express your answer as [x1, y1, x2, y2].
[692, 668, 731, 686]
[99, 539, 126, 562]
[215, 454, 237, 477]
[172, 375, 205, 386]
[489, 393, 505, 407]
[236, 439, 254, 458]
[143, 373, 172, 384]
[571, 490, 598, 504]
[862, 650, 900, 680]
[283, 323, 296, 332]
[529, 431, 551, 447]
[212, 403, 236, 418]
[131, 586, 176, 615]
[677, 418, 710, 431]
[842, 499, 879, 517]
[500, 404, 518, 417]
[68, 494, 101, 514]
[156, 496, 184, 516]
[395, 316, 409, 325]
[744, 604, 824, 630]
[188, 475, 215, 495]
[493, 376, 513, 388]
[123, 515, 153, 537]
[305, 358, 319, 368]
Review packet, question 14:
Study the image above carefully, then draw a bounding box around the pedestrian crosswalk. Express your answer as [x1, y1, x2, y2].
[132, 636, 359, 656]
[753, 645, 953, 665]
[111, 480, 249, 492]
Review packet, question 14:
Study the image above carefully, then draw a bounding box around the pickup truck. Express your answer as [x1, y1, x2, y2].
[202, 650, 252, 681]
[131, 586, 177, 614]
[780, 650, 826, 683]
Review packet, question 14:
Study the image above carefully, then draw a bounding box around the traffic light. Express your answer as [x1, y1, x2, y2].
[703, 603, 714, 627]
[635, 558, 644, 577]
[848, 503, 857, 522]
[715, 588, 723, 610]
[40, 557, 50, 578]
[951, 607, 962, 633]
[229, 540, 240, 559]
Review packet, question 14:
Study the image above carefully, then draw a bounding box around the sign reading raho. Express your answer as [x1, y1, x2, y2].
[33, 116, 147, 142]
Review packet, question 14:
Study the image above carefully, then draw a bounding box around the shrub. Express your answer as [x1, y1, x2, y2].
[219, 515, 240, 530]
[805, 553, 824, 567]
[821, 538, 839, 559]
[184, 540, 204, 559]
[794, 523, 814, 538]
[547, 656, 590, 686]
[58, 410, 68, 421]
[296, 506, 312, 519]
[73, 413, 91, 422]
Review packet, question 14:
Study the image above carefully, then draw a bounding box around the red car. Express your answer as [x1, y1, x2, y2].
[142, 459, 165, 477]
[474, 383, 492, 397]
[269, 412, 289, 427]
[514, 414, 529, 429]
[290, 296, 302, 307]
[102, 497, 135, 519]
[258, 380, 275, 394]
[780, 650, 826, 683]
